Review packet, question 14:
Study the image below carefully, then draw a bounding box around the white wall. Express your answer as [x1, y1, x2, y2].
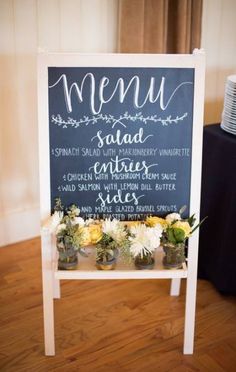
[0, 0, 118, 246]
[201, 0, 236, 124]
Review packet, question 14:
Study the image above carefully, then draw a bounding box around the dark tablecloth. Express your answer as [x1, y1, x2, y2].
[198, 124, 236, 295]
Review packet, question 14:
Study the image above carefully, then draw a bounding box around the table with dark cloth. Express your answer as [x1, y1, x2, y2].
[198, 123, 236, 295]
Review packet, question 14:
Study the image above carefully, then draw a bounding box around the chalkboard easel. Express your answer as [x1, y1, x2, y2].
[38, 50, 205, 356]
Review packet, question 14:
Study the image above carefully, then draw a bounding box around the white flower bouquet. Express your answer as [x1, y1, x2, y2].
[128, 223, 163, 269]
[95, 218, 129, 270]
[160, 208, 206, 269]
[52, 198, 88, 270]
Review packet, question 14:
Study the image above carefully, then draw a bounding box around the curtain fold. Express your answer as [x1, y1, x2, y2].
[118, 0, 202, 54]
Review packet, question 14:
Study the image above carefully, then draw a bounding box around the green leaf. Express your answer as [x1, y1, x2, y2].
[173, 228, 185, 243]
[191, 216, 208, 234]
[188, 214, 196, 227]
[167, 228, 177, 244]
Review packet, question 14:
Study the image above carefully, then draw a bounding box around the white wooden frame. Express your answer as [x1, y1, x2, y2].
[38, 50, 205, 356]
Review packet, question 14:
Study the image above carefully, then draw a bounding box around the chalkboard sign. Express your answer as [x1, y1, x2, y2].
[38, 52, 205, 222]
[39, 52, 205, 357]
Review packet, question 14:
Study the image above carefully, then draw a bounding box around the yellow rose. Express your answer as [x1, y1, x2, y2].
[89, 224, 103, 245]
[146, 216, 168, 229]
[172, 221, 191, 238]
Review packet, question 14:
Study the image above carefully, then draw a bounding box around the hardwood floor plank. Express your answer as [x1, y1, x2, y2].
[197, 354, 226, 372]
[208, 344, 236, 372]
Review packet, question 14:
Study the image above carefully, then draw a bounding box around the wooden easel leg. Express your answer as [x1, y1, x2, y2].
[170, 278, 181, 296]
[183, 235, 199, 354]
[51, 235, 60, 299]
[41, 229, 55, 356]
[183, 274, 197, 354]
[53, 279, 61, 299]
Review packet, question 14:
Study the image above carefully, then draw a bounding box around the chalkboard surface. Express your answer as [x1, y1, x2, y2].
[48, 66, 194, 220]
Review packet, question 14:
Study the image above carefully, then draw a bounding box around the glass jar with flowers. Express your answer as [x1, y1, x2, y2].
[161, 209, 206, 269]
[52, 199, 88, 270]
[95, 219, 128, 270]
[128, 223, 163, 269]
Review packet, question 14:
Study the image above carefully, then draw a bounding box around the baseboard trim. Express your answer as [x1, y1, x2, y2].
[0, 207, 40, 247]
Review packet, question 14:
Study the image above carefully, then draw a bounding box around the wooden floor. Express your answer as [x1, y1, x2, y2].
[0, 239, 236, 372]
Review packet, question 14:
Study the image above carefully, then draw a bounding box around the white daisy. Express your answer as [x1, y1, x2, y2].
[129, 224, 162, 258]
[102, 218, 126, 244]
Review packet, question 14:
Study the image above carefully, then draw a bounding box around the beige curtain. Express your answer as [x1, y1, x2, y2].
[118, 0, 202, 53]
